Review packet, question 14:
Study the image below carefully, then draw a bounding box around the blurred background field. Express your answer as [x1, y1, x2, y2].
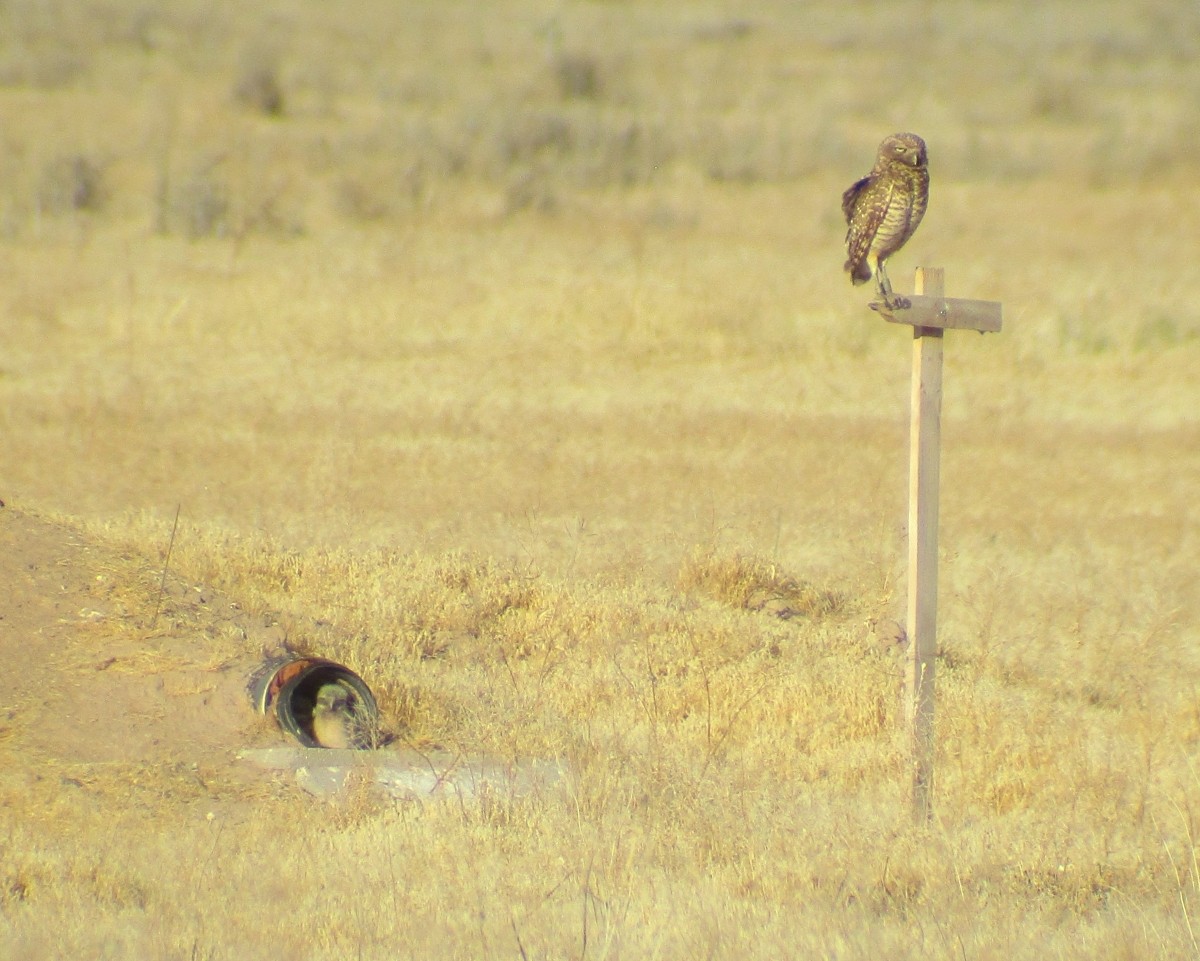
[1, 1, 1199, 958]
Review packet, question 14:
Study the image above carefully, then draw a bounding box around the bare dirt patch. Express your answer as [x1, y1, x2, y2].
[0, 506, 280, 770]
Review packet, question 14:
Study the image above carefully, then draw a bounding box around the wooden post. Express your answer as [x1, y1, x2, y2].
[868, 269, 1002, 825]
[907, 266, 943, 826]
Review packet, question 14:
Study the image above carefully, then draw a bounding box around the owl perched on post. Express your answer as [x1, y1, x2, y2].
[842, 133, 929, 309]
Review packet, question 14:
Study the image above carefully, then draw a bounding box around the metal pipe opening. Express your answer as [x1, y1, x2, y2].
[247, 655, 380, 749]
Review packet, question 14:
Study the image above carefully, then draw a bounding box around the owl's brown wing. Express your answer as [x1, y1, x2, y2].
[843, 178, 893, 275]
[841, 175, 872, 224]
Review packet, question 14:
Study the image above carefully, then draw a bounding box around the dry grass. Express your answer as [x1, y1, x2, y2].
[1, 0, 1200, 958]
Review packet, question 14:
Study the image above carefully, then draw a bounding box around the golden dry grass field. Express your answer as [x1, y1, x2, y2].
[2, 0, 1200, 958]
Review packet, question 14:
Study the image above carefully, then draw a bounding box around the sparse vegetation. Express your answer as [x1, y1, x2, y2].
[1, 1, 1199, 959]
[38, 154, 105, 214]
[232, 55, 285, 117]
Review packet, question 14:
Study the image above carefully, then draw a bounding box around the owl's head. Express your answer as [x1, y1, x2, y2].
[879, 133, 928, 168]
[315, 684, 352, 713]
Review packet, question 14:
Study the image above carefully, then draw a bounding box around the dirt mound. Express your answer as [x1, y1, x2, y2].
[0, 506, 554, 815]
[0, 506, 286, 768]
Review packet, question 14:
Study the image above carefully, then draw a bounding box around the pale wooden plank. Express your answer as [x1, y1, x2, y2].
[907, 265, 943, 826]
[871, 294, 1002, 333]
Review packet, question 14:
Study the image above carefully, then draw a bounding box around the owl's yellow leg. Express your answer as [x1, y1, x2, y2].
[875, 261, 911, 310]
[875, 259, 893, 298]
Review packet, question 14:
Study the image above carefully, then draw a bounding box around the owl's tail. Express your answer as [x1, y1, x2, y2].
[845, 258, 872, 286]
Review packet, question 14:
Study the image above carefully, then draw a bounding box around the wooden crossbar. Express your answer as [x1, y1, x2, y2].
[870, 294, 1002, 333]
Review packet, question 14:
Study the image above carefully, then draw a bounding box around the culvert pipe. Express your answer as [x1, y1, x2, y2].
[247, 654, 380, 749]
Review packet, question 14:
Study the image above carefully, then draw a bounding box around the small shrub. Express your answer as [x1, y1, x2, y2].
[335, 163, 428, 222]
[497, 112, 573, 165]
[504, 169, 558, 214]
[0, 45, 86, 88]
[554, 52, 601, 100]
[336, 179, 393, 221]
[174, 163, 230, 238]
[1134, 314, 1194, 351]
[38, 154, 104, 214]
[233, 58, 285, 117]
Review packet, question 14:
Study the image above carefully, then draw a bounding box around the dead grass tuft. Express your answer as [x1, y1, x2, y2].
[678, 548, 848, 619]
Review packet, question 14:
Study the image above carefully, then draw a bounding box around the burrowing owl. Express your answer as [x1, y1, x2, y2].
[311, 684, 358, 749]
[842, 133, 929, 309]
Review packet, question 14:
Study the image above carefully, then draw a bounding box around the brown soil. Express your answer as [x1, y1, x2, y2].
[0, 506, 286, 770]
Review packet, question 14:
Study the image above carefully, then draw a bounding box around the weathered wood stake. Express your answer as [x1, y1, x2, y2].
[906, 266, 943, 826]
[870, 268, 1002, 825]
